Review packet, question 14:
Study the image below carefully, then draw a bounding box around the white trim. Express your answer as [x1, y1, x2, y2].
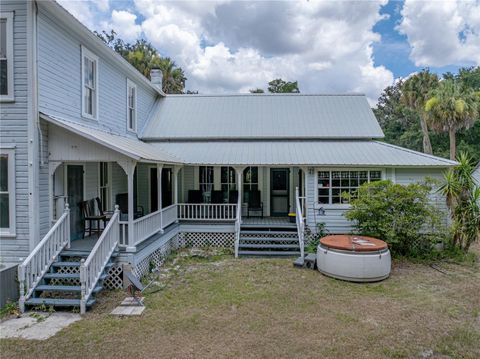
[81, 45, 99, 120]
[0, 12, 14, 102]
[0, 148, 16, 236]
[126, 79, 137, 133]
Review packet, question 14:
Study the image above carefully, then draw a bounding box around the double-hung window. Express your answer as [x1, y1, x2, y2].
[243, 167, 258, 202]
[0, 12, 14, 101]
[81, 46, 98, 119]
[199, 166, 214, 199]
[98, 162, 110, 211]
[0, 149, 15, 235]
[221, 166, 236, 202]
[317, 170, 382, 204]
[126, 79, 137, 132]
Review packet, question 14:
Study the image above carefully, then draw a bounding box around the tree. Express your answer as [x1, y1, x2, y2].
[249, 88, 265, 93]
[425, 79, 479, 160]
[401, 69, 439, 154]
[267, 79, 300, 93]
[95, 30, 186, 94]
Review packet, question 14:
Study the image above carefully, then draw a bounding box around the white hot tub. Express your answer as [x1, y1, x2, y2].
[316, 235, 391, 282]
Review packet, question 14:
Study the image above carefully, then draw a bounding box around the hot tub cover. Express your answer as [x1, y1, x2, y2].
[320, 235, 388, 252]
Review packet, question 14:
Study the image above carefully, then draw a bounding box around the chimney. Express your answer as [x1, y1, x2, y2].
[150, 68, 163, 90]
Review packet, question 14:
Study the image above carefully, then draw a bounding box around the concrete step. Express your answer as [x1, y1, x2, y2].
[238, 250, 300, 256]
[25, 297, 95, 307]
[239, 243, 300, 249]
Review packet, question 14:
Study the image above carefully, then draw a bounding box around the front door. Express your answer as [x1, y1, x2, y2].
[66, 165, 84, 240]
[270, 168, 289, 216]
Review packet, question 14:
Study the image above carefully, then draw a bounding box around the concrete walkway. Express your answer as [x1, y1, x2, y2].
[0, 312, 81, 340]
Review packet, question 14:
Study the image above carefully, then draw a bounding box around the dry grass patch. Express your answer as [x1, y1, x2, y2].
[1, 248, 479, 359]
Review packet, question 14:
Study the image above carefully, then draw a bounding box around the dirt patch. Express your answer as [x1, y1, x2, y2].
[1, 248, 479, 359]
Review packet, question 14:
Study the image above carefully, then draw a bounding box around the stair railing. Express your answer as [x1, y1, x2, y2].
[79, 206, 120, 314]
[295, 187, 305, 259]
[18, 204, 71, 312]
[234, 195, 242, 258]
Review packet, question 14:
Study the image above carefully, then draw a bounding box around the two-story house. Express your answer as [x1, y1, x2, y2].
[0, 0, 456, 313]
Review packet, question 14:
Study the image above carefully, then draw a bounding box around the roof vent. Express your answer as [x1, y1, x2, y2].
[150, 69, 163, 89]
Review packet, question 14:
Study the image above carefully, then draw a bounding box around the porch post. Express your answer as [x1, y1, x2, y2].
[126, 161, 137, 252]
[173, 166, 182, 204]
[157, 164, 163, 231]
[233, 167, 246, 220]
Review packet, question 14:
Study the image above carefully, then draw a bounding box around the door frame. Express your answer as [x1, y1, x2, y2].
[270, 168, 290, 217]
[64, 163, 86, 240]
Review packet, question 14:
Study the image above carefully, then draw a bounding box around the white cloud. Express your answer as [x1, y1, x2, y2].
[102, 10, 142, 42]
[397, 0, 480, 67]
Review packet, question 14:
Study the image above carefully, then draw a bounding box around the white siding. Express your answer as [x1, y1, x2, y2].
[0, 1, 30, 263]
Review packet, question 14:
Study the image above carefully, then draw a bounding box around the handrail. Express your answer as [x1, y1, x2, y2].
[295, 187, 305, 259]
[79, 206, 120, 314]
[234, 194, 242, 258]
[18, 204, 71, 312]
[177, 203, 237, 221]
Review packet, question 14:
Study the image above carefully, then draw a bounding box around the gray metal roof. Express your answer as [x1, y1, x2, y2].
[151, 140, 457, 167]
[41, 113, 181, 164]
[141, 94, 385, 140]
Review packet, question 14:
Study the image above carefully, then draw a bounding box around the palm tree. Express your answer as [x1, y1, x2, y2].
[155, 57, 186, 94]
[401, 69, 439, 155]
[425, 79, 479, 160]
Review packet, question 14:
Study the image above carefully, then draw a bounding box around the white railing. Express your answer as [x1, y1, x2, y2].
[79, 206, 120, 314]
[18, 204, 71, 312]
[234, 196, 242, 258]
[177, 203, 237, 221]
[162, 204, 178, 228]
[295, 187, 305, 259]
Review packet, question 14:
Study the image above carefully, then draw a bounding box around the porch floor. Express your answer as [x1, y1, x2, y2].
[68, 236, 99, 252]
[242, 216, 296, 228]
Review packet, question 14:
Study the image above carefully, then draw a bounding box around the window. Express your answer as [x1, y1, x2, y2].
[0, 12, 14, 101]
[98, 162, 110, 211]
[199, 166, 214, 198]
[0, 149, 15, 235]
[126, 79, 137, 132]
[221, 167, 236, 202]
[81, 46, 98, 119]
[317, 170, 382, 205]
[243, 167, 258, 202]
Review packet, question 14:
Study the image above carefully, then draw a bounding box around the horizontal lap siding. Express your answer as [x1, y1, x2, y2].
[183, 166, 195, 202]
[0, 1, 30, 263]
[37, 8, 157, 138]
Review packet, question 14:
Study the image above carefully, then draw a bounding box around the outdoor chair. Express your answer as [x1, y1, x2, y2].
[188, 190, 203, 203]
[247, 190, 263, 218]
[228, 190, 238, 204]
[80, 198, 106, 237]
[211, 190, 224, 204]
[95, 197, 113, 222]
[115, 193, 144, 220]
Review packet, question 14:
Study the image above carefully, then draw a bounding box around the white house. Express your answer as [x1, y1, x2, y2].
[0, 0, 456, 313]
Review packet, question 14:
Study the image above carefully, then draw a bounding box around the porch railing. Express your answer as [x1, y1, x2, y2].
[162, 204, 178, 228]
[177, 203, 237, 221]
[80, 206, 120, 314]
[18, 204, 71, 312]
[295, 187, 305, 259]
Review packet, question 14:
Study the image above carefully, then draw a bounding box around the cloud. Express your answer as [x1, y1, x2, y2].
[101, 10, 142, 42]
[397, 0, 480, 67]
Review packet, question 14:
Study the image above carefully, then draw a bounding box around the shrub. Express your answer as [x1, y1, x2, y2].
[305, 222, 329, 253]
[344, 180, 444, 256]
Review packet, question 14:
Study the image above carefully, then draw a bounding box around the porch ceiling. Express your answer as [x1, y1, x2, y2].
[151, 140, 457, 167]
[41, 113, 181, 164]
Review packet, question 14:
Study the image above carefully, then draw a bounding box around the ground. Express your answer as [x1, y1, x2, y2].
[1, 248, 479, 359]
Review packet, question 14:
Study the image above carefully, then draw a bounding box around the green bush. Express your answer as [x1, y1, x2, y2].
[344, 180, 444, 256]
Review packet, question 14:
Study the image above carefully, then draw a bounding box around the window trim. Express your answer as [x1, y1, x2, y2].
[0, 12, 14, 102]
[0, 148, 16, 236]
[126, 79, 137, 133]
[315, 168, 384, 208]
[81, 45, 99, 120]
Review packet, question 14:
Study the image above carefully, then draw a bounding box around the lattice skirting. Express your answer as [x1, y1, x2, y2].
[52, 264, 123, 290]
[132, 235, 180, 278]
[178, 232, 235, 248]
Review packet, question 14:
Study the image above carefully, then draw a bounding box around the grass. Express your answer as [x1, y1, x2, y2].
[1, 246, 479, 359]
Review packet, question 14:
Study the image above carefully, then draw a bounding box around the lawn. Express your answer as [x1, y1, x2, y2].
[1, 248, 479, 359]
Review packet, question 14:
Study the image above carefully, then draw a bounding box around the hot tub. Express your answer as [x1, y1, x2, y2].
[316, 235, 391, 282]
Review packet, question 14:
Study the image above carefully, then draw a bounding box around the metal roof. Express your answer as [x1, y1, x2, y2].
[151, 140, 457, 167]
[41, 113, 181, 164]
[141, 94, 385, 140]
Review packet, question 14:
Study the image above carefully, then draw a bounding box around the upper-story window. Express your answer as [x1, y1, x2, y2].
[0, 148, 16, 236]
[0, 12, 14, 101]
[81, 46, 99, 120]
[127, 79, 137, 132]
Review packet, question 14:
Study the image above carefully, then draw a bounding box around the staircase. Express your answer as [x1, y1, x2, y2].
[23, 248, 115, 311]
[237, 224, 300, 257]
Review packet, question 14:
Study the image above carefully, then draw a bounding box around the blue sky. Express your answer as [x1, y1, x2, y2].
[59, 0, 480, 103]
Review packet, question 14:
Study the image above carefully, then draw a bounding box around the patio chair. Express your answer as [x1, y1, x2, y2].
[211, 190, 224, 204]
[80, 198, 106, 238]
[228, 190, 238, 204]
[115, 193, 144, 220]
[247, 190, 263, 218]
[95, 197, 113, 222]
[188, 190, 203, 204]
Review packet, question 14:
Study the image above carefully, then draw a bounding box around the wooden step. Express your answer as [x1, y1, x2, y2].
[239, 243, 300, 249]
[238, 250, 300, 256]
[59, 250, 90, 258]
[44, 272, 80, 279]
[35, 284, 102, 294]
[25, 297, 95, 307]
[240, 237, 298, 242]
[51, 261, 81, 267]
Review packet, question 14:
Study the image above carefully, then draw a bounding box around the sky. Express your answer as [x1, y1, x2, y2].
[58, 0, 480, 104]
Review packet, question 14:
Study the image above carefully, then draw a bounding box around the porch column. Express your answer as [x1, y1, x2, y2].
[233, 167, 246, 221]
[173, 166, 182, 204]
[157, 164, 163, 231]
[125, 161, 137, 252]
